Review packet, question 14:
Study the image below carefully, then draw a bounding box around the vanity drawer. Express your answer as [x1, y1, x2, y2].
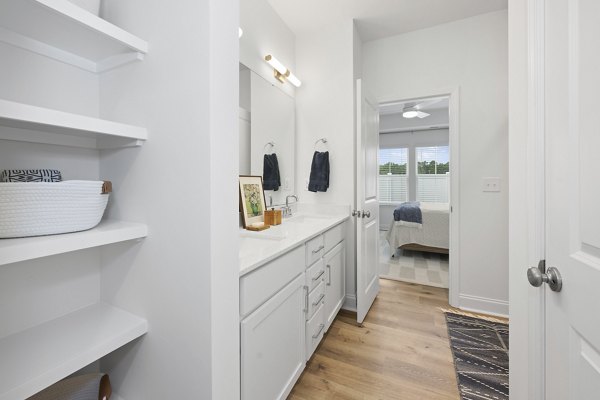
[305, 303, 325, 361]
[305, 235, 325, 266]
[306, 280, 325, 321]
[324, 222, 345, 254]
[306, 258, 325, 292]
[240, 245, 305, 317]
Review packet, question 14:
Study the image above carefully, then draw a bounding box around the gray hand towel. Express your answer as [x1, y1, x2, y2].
[308, 151, 329, 192]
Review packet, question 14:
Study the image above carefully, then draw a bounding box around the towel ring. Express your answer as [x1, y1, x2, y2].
[264, 141, 275, 153]
[314, 138, 327, 149]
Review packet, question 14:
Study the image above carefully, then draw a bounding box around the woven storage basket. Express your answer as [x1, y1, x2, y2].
[0, 180, 109, 238]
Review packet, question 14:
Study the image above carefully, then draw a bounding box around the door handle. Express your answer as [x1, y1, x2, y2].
[361, 210, 371, 218]
[326, 264, 331, 286]
[527, 260, 562, 292]
[352, 210, 359, 217]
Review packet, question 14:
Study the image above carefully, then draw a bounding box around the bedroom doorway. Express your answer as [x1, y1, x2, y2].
[377, 94, 457, 298]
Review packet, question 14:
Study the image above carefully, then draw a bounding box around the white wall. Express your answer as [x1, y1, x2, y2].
[0, 42, 99, 115]
[239, 65, 251, 110]
[98, 0, 239, 399]
[239, 108, 251, 175]
[240, 0, 296, 98]
[363, 10, 509, 315]
[0, 34, 103, 376]
[295, 19, 357, 308]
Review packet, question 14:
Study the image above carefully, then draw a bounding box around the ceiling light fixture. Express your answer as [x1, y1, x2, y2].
[402, 108, 419, 119]
[402, 107, 430, 119]
[264, 54, 302, 87]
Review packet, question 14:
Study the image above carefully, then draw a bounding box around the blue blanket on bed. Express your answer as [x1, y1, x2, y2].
[393, 201, 422, 224]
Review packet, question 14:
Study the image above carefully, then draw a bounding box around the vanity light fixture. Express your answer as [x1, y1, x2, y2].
[239, 27, 243, 38]
[264, 54, 302, 87]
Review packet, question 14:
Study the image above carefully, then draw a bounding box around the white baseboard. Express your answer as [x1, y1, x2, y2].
[458, 294, 509, 318]
[342, 294, 357, 312]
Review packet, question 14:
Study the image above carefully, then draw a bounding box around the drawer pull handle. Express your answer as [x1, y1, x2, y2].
[312, 294, 325, 306]
[326, 264, 331, 286]
[312, 245, 325, 254]
[303, 286, 309, 312]
[312, 324, 325, 339]
[312, 270, 325, 281]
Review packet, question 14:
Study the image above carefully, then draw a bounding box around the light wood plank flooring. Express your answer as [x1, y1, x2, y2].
[288, 279, 460, 400]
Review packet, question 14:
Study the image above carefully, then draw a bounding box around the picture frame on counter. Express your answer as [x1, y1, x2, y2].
[239, 175, 267, 228]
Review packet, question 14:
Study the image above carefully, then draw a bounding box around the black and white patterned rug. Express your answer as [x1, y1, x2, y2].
[444, 312, 509, 400]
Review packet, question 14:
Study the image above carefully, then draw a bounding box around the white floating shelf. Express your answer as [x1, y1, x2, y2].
[0, 302, 148, 400]
[0, 219, 148, 266]
[0, 99, 148, 148]
[0, 0, 148, 73]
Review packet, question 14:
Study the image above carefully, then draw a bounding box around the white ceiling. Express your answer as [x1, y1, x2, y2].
[267, 0, 507, 42]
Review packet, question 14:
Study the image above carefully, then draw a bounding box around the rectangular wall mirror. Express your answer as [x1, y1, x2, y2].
[239, 63, 295, 207]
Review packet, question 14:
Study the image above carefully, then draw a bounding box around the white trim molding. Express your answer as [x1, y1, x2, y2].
[526, 0, 546, 398]
[459, 294, 509, 318]
[342, 294, 357, 312]
[377, 87, 461, 309]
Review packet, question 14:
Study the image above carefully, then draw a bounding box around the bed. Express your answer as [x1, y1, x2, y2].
[386, 202, 450, 254]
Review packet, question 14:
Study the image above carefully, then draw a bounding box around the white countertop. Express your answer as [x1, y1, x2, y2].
[239, 209, 349, 276]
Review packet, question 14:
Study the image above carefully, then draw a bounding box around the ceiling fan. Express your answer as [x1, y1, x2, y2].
[401, 98, 443, 119]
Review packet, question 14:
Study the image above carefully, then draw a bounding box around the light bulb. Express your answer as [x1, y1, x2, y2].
[403, 110, 419, 118]
[286, 71, 302, 87]
[264, 55, 287, 75]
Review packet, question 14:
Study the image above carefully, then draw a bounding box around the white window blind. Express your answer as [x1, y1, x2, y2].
[416, 146, 449, 203]
[379, 148, 408, 203]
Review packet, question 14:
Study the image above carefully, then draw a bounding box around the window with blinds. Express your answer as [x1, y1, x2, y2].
[379, 148, 408, 203]
[416, 146, 450, 202]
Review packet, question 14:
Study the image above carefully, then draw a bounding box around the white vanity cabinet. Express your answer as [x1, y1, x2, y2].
[239, 219, 347, 400]
[304, 222, 346, 360]
[324, 241, 346, 331]
[241, 273, 306, 400]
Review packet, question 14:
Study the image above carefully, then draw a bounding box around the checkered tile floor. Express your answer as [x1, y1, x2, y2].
[379, 231, 449, 288]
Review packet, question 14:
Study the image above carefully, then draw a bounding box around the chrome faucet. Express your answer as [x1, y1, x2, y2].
[283, 195, 299, 218]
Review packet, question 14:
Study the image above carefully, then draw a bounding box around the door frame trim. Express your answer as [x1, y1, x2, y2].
[377, 86, 460, 307]
[508, 0, 546, 397]
[526, 0, 546, 398]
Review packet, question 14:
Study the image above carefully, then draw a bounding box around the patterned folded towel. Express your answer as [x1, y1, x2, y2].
[0, 169, 62, 182]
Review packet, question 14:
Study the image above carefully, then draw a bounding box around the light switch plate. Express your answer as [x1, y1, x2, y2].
[483, 177, 501, 192]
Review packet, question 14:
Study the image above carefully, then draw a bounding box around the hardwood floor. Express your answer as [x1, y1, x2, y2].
[288, 279, 460, 400]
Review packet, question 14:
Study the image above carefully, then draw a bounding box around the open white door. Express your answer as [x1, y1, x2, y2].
[355, 79, 380, 324]
[534, 0, 600, 398]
